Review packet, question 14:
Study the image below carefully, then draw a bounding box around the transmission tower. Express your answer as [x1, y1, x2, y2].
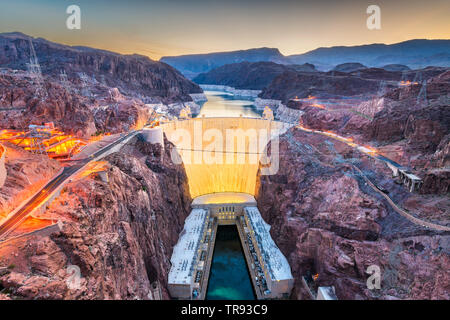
[417, 81, 428, 106]
[78, 72, 92, 97]
[413, 71, 422, 84]
[377, 80, 387, 96]
[26, 38, 47, 99]
[28, 125, 51, 155]
[59, 69, 73, 94]
[401, 70, 408, 83]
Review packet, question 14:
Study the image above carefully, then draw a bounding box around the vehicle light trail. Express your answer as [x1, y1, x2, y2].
[296, 124, 378, 156]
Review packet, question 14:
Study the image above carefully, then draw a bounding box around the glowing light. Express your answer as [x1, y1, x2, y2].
[0, 127, 90, 159]
[77, 161, 108, 178]
[296, 124, 378, 155]
[131, 113, 149, 130]
[399, 81, 419, 86]
[192, 192, 256, 205]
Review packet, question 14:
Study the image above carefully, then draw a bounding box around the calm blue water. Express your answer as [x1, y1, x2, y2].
[196, 91, 261, 118]
[206, 225, 255, 300]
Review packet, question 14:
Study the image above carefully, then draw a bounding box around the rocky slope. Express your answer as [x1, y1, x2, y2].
[287, 69, 449, 172]
[255, 128, 449, 300]
[381, 64, 411, 72]
[0, 32, 201, 103]
[260, 66, 446, 103]
[0, 71, 155, 138]
[367, 72, 450, 194]
[0, 136, 192, 299]
[259, 70, 383, 102]
[0, 143, 61, 222]
[0, 71, 96, 137]
[193, 61, 316, 90]
[332, 63, 367, 73]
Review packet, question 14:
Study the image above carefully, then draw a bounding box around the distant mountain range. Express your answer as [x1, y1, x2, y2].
[161, 39, 450, 78]
[193, 61, 316, 90]
[161, 47, 285, 79]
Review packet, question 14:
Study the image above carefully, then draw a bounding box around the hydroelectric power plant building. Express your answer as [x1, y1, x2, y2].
[168, 193, 294, 300]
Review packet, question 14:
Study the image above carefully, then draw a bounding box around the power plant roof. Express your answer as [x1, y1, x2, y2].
[168, 208, 208, 285]
[244, 206, 293, 281]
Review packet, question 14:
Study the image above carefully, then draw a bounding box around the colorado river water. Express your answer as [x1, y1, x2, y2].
[196, 91, 261, 118]
[194, 90, 258, 300]
[206, 225, 256, 300]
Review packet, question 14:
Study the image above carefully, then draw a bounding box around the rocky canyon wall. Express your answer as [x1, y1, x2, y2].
[255, 128, 449, 300]
[0, 136, 192, 299]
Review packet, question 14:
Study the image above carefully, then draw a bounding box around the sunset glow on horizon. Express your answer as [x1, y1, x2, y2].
[0, 0, 449, 60]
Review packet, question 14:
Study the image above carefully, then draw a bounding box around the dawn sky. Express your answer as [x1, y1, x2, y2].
[1, 0, 449, 60]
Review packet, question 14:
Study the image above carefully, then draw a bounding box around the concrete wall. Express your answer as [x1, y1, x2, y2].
[161, 117, 292, 198]
[0, 144, 6, 189]
[141, 127, 164, 146]
[269, 278, 295, 299]
[168, 283, 191, 300]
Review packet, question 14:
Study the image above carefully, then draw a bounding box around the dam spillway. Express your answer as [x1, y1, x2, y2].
[160, 117, 292, 198]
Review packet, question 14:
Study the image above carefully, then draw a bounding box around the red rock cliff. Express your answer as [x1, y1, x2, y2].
[0, 136, 192, 299]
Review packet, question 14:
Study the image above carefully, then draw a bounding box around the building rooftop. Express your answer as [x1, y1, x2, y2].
[244, 206, 293, 281]
[168, 208, 208, 285]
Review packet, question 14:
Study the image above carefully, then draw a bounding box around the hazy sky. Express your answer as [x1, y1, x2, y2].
[1, 0, 449, 60]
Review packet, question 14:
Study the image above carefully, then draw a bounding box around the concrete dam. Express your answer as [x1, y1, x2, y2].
[144, 116, 295, 300]
[158, 117, 292, 198]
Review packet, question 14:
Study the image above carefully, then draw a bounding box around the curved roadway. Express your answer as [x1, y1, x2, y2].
[295, 125, 450, 232]
[0, 131, 137, 238]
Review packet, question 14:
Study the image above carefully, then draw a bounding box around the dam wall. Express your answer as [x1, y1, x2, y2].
[160, 117, 292, 198]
